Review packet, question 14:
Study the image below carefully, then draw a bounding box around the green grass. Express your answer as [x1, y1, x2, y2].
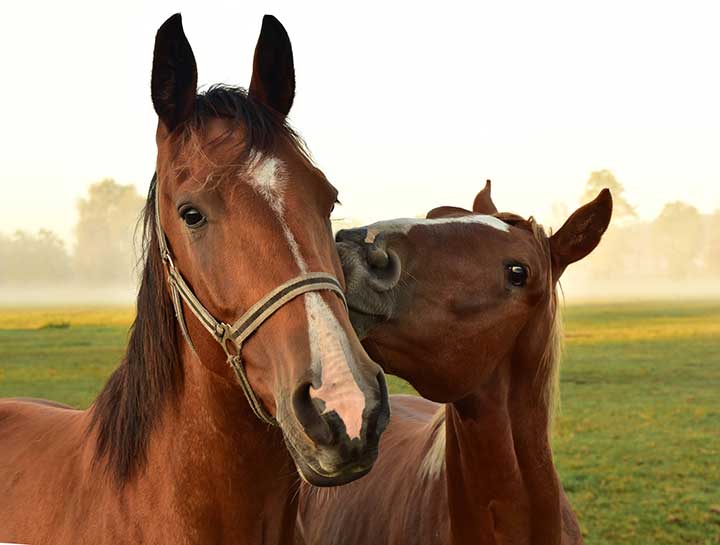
[554, 302, 720, 545]
[0, 301, 718, 544]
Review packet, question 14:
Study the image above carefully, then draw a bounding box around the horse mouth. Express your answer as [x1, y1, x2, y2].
[296, 457, 374, 487]
[348, 304, 384, 320]
[283, 432, 376, 487]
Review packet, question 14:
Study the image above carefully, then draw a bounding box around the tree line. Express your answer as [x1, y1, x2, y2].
[556, 170, 720, 297]
[1, 179, 145, 287]
[2, 172, 719, 298]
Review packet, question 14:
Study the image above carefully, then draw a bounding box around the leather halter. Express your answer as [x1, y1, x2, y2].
[153, 176, 347, 426]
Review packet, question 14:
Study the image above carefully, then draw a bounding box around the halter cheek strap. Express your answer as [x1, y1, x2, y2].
[153, 178, 347, 426]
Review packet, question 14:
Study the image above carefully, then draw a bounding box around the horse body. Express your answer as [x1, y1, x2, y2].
[300, 183, 612, 544]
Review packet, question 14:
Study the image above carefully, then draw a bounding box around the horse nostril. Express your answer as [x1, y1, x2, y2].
[292, 382, 333, 446]
[364, 247, 402, 292]
[366, 245, 389, 269]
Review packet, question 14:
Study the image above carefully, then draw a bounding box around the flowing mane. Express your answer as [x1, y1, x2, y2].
[89, 177, 181, 485]
[89, 86, 307, 485]
[531, 219, 564, 432]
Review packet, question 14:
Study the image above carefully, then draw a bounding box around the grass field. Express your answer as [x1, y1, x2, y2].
[0, 301, 718, 544]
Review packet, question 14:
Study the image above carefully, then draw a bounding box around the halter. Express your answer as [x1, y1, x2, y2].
[153, 176, 347, 426]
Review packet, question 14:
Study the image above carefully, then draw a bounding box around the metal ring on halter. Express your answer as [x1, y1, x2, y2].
[152, 174, 347, 426]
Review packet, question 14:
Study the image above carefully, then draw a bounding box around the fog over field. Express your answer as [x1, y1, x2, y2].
[2, 169, 718, 305]
[3, 2, 719, 305]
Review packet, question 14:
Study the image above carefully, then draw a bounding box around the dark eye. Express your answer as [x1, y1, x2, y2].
[180, 207, 206, 228]
[506, 264, 528, 287]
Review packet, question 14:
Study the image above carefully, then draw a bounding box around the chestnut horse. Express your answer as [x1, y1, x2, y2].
[0, 14, 389, 545]
[299, 184, 613, 545]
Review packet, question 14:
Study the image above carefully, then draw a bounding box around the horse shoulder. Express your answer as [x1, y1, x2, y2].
[0, 399, 95, 543]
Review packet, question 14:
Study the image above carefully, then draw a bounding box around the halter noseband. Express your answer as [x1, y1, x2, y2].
[153, 177, 347, 426]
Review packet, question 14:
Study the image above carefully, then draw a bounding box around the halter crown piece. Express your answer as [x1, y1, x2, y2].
[153, 175, 347, 426]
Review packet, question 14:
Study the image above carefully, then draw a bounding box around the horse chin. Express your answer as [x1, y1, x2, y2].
[294, 456, 374, 487]
[284, 433, 376, 487]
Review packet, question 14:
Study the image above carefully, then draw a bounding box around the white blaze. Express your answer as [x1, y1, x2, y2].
[305, 292, 366, 440]
[363, 214, 510, 243]
[247, 154, 366, 439]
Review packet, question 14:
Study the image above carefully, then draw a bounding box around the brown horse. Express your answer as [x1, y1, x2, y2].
[298, 183, 612, 545]
[0, 14, 389, 545]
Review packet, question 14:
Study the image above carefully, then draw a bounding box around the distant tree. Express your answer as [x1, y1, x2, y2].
[652, 201, 703, 279]
[580, 170, 637, 221]
[74, 179, 145, 284]
[703, 210, 720, 275]
[0, 229, 72, 284]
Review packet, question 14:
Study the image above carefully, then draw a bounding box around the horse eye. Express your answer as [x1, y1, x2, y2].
[507, 264, 528, 287]
[181, 207, 206, 228]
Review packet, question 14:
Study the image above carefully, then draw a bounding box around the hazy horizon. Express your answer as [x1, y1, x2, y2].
[2, 0, 719, 246]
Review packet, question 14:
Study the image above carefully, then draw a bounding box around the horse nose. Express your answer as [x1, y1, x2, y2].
[292, 372, 390, 449]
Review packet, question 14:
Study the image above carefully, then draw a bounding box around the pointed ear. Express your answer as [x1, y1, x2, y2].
[550, 189, 613, 278]
[426, 206, 472, 219]
[151, 14, 197, 133]
[249, 15, 295, 117]
[472, 180, 498, 214]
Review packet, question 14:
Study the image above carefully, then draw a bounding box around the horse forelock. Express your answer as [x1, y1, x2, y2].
[167, 85, 314, 187]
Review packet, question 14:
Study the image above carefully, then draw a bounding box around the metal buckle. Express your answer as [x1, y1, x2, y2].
[163, 251, 174, 270]
[216, 322, 239, 361]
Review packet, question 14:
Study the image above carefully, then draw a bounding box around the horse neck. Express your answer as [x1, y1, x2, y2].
[142, 340, 298, 544]
[444, 306, 561, 545]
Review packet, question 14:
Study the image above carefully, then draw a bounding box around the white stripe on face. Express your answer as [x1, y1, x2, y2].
[247, 154, 366, 440]
[305, 292, 365, 440]
[363, 215, 510, 244]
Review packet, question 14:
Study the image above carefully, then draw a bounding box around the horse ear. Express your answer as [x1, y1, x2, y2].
[472, 180, 498, 214]
[426, 206, 472, 219]
[151, 14, 197, 133]
[249, 15, 295, 117]
[550, 189, 613, 278]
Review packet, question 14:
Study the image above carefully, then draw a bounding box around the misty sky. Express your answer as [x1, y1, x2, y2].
[2, 0, 719, 243]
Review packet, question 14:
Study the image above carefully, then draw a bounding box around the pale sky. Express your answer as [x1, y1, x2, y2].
[2, 0, 719, 244]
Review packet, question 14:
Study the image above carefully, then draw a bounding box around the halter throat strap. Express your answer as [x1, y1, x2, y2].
[153, 176, 347, 426]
